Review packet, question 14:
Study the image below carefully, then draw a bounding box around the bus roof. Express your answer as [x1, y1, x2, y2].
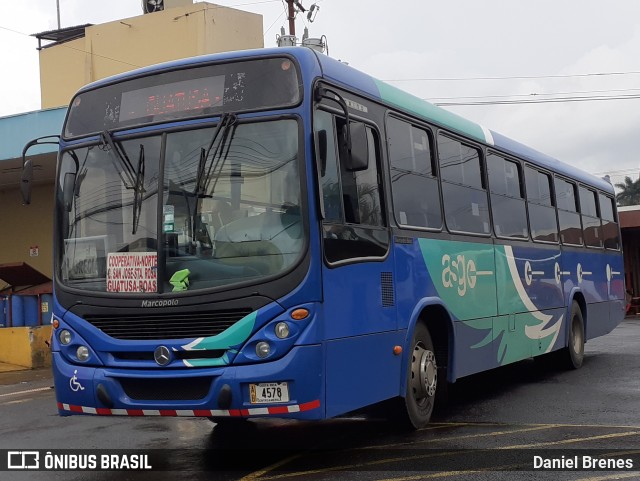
[78, 46, 614, 194]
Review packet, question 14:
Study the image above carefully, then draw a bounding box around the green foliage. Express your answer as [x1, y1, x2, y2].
[615, 176, 640, 206]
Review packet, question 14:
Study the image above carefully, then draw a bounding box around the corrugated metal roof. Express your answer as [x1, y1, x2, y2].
[31, 24, 91, 49]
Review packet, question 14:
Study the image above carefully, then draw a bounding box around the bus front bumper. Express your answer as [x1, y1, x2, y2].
[52, 344, 324, 420]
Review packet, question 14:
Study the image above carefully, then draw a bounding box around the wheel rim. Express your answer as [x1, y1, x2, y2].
[411, 342, 437, 403]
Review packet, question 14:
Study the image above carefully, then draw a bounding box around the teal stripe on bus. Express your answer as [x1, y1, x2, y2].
[374, 79, 488, 143]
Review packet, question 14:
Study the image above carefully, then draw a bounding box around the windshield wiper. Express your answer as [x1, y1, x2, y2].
[100, 130, 136, 188]
[132, 144, 145, 235]
[191, 113, 237, 242]
[100, 131, 146, 235]
[194, 113, 237, 197]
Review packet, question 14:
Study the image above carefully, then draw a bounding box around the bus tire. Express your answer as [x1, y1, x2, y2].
[561, 301, 585, 369]
[400, 323, 438, 429]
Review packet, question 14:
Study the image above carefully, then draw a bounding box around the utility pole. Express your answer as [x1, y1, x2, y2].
[286, 0, 296, 36]
[56, 0, 61, 29]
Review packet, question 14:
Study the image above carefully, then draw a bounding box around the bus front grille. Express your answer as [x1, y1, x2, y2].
[84, 308, 253, 340]
[117, 377, 213, 401]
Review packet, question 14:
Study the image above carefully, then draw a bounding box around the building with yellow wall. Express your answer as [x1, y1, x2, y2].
[39, 0, 263, 109]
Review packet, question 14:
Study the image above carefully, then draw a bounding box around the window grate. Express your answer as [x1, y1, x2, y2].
[84, 308, 252, 340]
[381, 272, 394, 307]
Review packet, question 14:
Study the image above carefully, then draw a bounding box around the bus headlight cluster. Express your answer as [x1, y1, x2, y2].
[256, 341, 271, 358]
[76, 346, 90, 362]
[59, 329, 72, 345]
[275, 322, 290, 339]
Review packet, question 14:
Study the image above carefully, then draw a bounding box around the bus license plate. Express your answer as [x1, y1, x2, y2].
[249, 382, 289, 404]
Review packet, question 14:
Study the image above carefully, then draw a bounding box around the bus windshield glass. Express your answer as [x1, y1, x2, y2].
[63, 57, 301, 138]
[56, 118, 304, 294]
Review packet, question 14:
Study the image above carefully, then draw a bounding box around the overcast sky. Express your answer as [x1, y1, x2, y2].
[3, 0, 640, 186]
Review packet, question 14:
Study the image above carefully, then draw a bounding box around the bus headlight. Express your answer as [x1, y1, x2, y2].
[59, 330, 72, 345]
[256, 342, 271, 358]
[275, 322, 290, 339]
[76, 346, 90, 362]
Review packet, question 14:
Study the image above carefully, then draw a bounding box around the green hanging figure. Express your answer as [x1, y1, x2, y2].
[170, 269, 190, 292]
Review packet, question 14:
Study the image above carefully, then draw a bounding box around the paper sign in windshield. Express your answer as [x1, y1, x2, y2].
[107, 253, 157, 293]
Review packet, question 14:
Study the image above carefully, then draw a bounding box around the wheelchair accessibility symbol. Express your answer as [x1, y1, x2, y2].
[70, 370, 85, 392]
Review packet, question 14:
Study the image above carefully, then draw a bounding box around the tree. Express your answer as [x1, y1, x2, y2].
[614, 176, 640, 206]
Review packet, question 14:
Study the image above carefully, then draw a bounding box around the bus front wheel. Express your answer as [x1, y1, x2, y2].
[401, 323, 438, 429]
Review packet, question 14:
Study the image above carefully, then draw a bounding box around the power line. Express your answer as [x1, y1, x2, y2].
[262, 0, 288, 38]
[593, 168, 640, 177]
[1, 1, 286, 67]
[1, 24, 142, 68]
[428, 87, 640, 102]
[384, 71, 640, 82]
[434, 94, 640, 107]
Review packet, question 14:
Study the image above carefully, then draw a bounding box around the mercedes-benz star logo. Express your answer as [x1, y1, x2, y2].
[154, 346, 171, 366]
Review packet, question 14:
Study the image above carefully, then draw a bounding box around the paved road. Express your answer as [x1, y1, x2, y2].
[1, 318, 640, 480]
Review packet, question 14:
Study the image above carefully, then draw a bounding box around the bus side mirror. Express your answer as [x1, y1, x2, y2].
[63, 172, 76, 212]
[317, 129, 328, 176]
[21, 159, 33, 205]
[346, 122, 369, 172]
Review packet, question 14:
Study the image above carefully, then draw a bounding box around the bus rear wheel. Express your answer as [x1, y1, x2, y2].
[400, 323, 438, 429]
[561, 301, 585, 369]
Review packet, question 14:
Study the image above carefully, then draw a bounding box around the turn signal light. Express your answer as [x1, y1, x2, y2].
[291, 308, 309, 320]
[52, 319, 59, 329]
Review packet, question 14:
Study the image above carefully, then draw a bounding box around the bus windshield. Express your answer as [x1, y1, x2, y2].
[56, 118, 304, 294]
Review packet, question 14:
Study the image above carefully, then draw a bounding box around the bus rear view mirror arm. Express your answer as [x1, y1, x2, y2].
[21, 135, 61, 205]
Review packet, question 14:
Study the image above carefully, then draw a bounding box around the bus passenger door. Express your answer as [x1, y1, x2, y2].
[314, 107, 401, 418]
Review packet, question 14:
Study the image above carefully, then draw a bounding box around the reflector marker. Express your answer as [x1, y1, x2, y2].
[57, 399, 320, 417]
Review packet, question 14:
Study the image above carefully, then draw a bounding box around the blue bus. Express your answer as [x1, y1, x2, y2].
[23, 47, 625, 429]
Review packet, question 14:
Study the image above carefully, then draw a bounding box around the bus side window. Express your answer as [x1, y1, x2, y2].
[438, 134, 490, 235]
[525, 167, 558, 243]
[555, 177, 583, 246]
[579, 186, 602, 248]
[387, 116, 441, 229]
[487, 153, 527, 239]
[314, 109, 388, 264]
[314, 110, 343, 222]
[599, 193, 620, 250]
[335, 118, 384, 227]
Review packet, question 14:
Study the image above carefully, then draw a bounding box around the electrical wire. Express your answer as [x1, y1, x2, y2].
[384, 71, 640, 82]
[428, 87, 640, 102]
[434, 94, 640, 106]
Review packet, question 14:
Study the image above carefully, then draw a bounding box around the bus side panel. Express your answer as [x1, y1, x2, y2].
[561, 249, 625, 340]
[416, 238, 497, 321]
[496, 243, 563, 314]
[324, 331, 404, 418]
[322, 258, 401, 417]
[452, 317, 496, 378]
[494, 244, 565, 361]
[393, 238, 442, 331]
[321, 262, 397, 339]
[413, 238, 499, 379]
[586, 302, 613, 339]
